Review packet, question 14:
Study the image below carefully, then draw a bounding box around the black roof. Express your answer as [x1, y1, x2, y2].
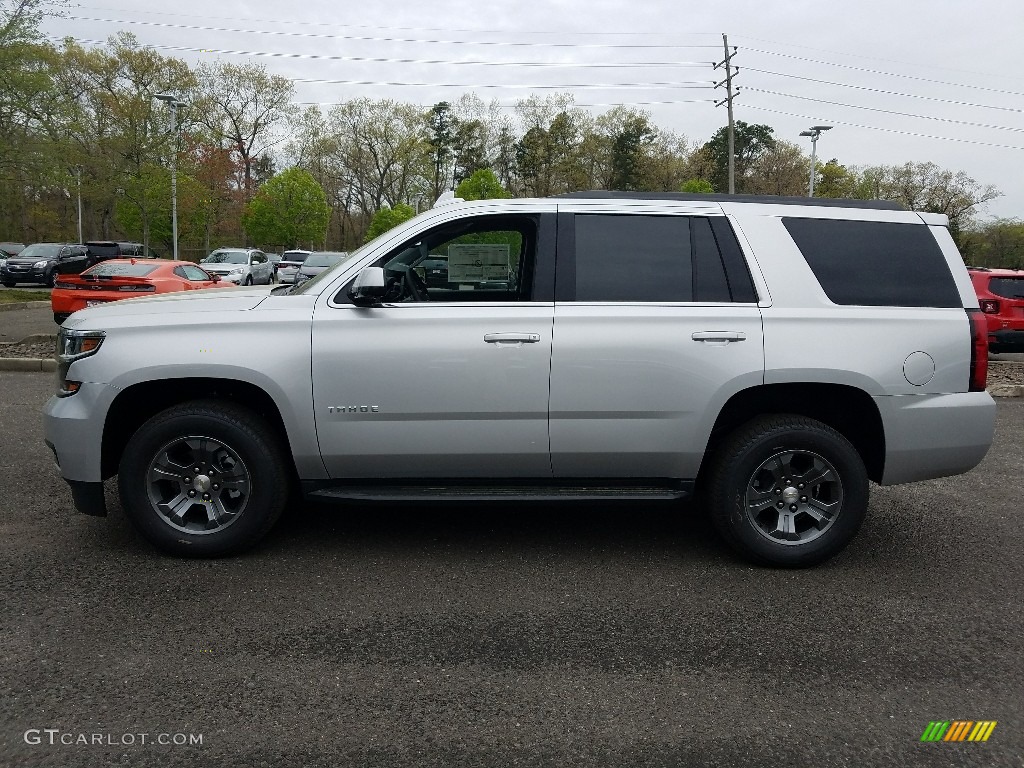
[552, 190, 905, 210]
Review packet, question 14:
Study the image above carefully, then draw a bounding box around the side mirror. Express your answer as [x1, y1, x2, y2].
[348, 267, 386, 306]
[210, 274, 221, 283]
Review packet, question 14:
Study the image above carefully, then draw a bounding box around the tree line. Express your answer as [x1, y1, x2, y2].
[0, 2, 1016, 265]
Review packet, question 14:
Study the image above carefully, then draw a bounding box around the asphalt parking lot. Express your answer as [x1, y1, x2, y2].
[1, 370, 1022, 767]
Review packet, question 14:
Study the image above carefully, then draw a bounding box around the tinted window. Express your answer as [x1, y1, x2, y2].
[987, 277, 1024, 299]
[692, 217, 731, 302]
[783, 218, 960, 308]
[85, 262, 159, 277]
[575, 215, 692, 302]
[304, 253, 346, 268]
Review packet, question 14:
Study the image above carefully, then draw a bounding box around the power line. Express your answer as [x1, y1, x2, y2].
[745, 67, 1024, 114]
[53, 33, 714, 68]
[743, 105, 1024, 151]
[75, 5, 721, 37]
[746, 88, 1024, 134]
[293, 99, 720, 109]
[744, 47, 1024, 98]
[734, 35, 1021, 83]
[64, 15, 723, 49]
[58, 36, 717, 89]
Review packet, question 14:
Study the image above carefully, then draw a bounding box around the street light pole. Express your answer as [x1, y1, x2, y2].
[799, 125, 831, 197]
[153, 93, 187, 260]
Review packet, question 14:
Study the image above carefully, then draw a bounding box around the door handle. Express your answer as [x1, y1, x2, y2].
[691, 331, 746, 343]
[484, 333, 541, 344]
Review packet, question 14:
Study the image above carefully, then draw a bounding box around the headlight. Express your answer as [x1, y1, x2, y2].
[56, 328, 105, 397]
[34, 260, 50, 269]
[227, 268, 244, 274]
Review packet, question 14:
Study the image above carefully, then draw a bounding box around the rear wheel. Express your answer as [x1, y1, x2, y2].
[118, 400, 289, 557]
[53, 312, 70, 324]
[707, 414, 868, 567]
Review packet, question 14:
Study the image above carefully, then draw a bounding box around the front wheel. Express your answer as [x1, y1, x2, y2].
[1, 281, 15, 288]
[45, 270, 56, 287]
[243, 274, 253, 286]
[118, 400, 289, 557]
[706, 415, 868, 567]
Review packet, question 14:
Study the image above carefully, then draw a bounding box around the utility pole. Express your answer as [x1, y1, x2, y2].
[714, 34, 740, 194]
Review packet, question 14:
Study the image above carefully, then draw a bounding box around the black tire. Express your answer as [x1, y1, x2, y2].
[118, 400, 290, 557]
[45, 270, 56, 288]
[243, 275, 253, 286]
[1, 281, 15, 288]
[53, 312, 69, 325]
[706, 414, 868, 567]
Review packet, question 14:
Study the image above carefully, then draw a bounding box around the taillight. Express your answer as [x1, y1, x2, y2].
[116, 284, 155, 292]
[967, 308, 988, 392]
[979, 299, 1000, 314]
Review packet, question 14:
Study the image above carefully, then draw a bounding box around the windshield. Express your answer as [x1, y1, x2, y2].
[303, 253, 346, 268]
[202, 250, 248, 264]
[21, 244, 64, 259]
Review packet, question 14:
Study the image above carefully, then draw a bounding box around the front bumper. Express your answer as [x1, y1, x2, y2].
[874, 391, 996, 485]
[1, 265, 48, 284]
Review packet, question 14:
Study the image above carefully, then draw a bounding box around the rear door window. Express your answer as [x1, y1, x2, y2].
[782, 218, 961, 308]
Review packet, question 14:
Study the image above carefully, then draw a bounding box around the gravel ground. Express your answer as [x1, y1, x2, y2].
[0, 341, 56, 359]
[985, 362, 1024, 387]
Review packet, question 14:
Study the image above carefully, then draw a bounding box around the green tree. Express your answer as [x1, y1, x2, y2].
[363, 202, 415, 243]
[680, 178, 713, 193]
[455, 168, 509, 201]
[702, 121, 777, 193]
[242, 167, 329, 249]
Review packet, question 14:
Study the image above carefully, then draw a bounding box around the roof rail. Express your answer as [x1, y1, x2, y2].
[552, 190, 905, 211]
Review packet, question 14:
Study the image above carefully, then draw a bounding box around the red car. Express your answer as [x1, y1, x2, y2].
[968, 267, 1024, 353]
[52, 259, 232, 324]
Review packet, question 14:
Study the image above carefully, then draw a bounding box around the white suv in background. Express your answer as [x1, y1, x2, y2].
[44, 192, 995, 566]
[199, 248, 274, 285]
[277, 250, 313, 284]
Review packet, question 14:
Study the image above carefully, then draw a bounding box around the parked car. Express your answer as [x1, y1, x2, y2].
[968, 267, 1024, 353]
[199, 248, 274, 285]
[0, 242, 25, 257]
[83, 241, 157, 265]
[277, 250, 312, 284]
[1, 242, 90, 286]
[51, 258, 231, 324]
[293, 251, 348, 286]
[45, 192, 995, 565]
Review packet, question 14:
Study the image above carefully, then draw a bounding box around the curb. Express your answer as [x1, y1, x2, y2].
[0, 301, 50, 312]
[0, 357, 56, 372]
[15, 333, 57, 344]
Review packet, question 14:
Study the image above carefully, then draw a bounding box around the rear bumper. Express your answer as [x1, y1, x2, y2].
[875, 392, 996, 485]
[987, 328, 1024, 351]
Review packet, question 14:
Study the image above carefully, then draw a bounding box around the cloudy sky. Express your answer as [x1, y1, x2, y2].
[42, 0, 1024, 219]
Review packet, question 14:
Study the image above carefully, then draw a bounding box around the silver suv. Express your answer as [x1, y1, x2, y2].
[43, 193, 996, 566]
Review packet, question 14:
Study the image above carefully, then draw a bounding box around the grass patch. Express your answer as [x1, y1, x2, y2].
[0, 289, 50, 304]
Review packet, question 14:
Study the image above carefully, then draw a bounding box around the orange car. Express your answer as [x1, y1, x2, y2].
[52, 258, 233, 324]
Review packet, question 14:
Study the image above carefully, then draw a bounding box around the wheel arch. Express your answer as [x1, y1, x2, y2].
[701, 382, 886, 483]
[101, 377, 296, 481]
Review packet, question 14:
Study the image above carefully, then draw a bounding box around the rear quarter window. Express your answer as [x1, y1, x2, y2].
[987, 277, 1024, 299]
[782, 218, 961, 308]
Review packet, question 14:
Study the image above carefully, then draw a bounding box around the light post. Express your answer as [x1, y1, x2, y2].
[799, 125, 832, 197]
[153, 93, 188, 260]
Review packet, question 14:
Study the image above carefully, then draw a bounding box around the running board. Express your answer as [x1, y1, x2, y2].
[303, 481, 693, 504]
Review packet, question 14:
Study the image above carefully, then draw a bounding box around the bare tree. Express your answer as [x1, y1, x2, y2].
[196, 61, 294, 200]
